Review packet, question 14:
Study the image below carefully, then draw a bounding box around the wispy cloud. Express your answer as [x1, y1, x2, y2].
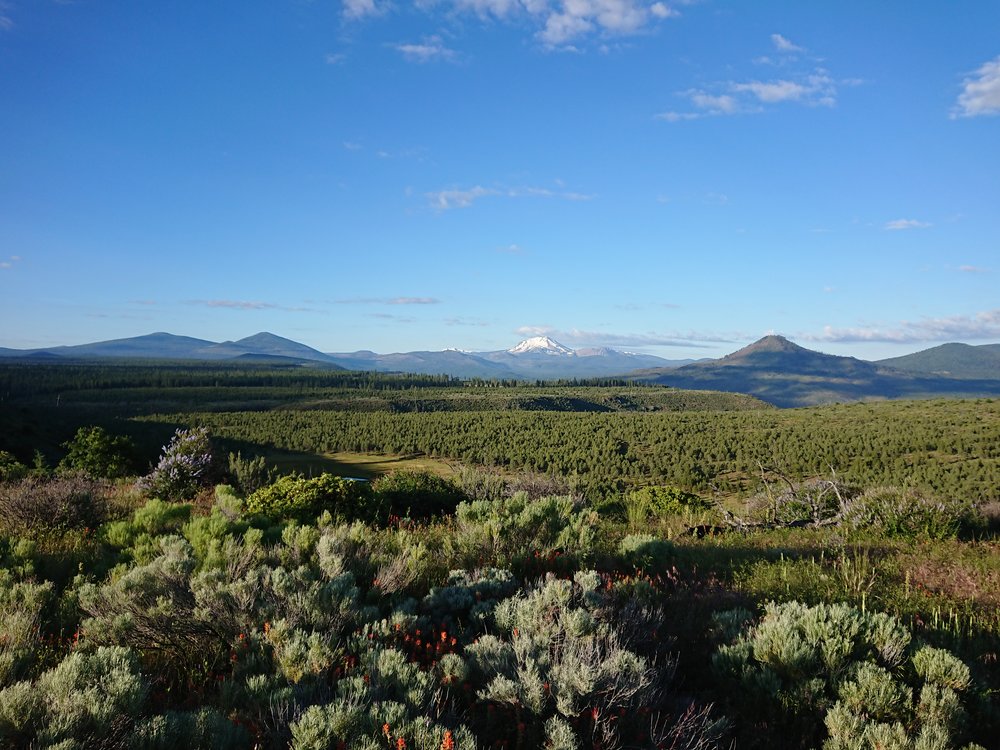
[657, 37, 842, 121]
[85, 312, 155, 321]
[770, 33, 803, 53]
[884, 218, 931, 231]
[958, 265, 991, 274]
[342, 0, 385, 20]
[426, 183, 594, 210]
[0, 2, 13, 31]
[343, 0, 680, 49]
[497, 243, 526, 254]
[0, 254, 20, 269]
[514, 325, 728, 348]
[393, 35, 457, 63]
[335, 296, 441, 305]
[951, 55, 1000, 119]
[325, 52, 346, 65]
[188, 299, 317, 312]
[445, 316, 490, 327]
[427, 186, 496, 210]
[368, 312, 415, 322]
[388, 297, 440, 305]
[809, 308, 1000, 343]
[194, 300, 277, 310]
[732, 77, 819, 103]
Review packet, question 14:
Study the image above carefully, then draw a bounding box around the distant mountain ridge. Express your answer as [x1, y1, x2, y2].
[3, 332, 345, 366]
[327, 336, 689, 379]
[877, 342, 1000, 380]
[3, 331, 999, 405]
[634, 334, 1000, 407]
[0, 332, 691, 380]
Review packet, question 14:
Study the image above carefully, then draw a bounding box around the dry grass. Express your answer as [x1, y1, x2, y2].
[899, 541, 1000, 607]
[263, 449, 458, 479]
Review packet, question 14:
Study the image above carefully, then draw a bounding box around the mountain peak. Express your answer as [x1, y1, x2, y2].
[235, 331, 293, 346]
[507, 336, 575, 356]
[219, 332, 333, 361]
[727, 334, 806, 359]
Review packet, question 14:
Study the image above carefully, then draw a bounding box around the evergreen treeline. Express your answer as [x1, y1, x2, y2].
[154, 399, 1000, 502]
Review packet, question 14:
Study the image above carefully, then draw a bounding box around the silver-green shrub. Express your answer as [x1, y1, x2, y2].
[0, 573, 53, 687]
[466, 573, 658, 747]
[714, 601, 981, 750]
[841, 487, 978, 540]
[454, 492, 597, 566]
[28, 646, 146, 748]
[130, 707, 249, 750]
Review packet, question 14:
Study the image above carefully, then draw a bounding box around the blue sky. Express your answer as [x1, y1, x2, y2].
[1, 1, 998, 359]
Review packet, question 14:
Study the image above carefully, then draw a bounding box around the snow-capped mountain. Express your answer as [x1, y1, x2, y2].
[507, 336, 576, 356]
[0, 332, 692, 380]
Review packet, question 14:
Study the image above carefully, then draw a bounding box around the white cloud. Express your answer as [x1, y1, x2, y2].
[732, 79, 808, 103]
[952, 55, 1000, 118]
[452, 0, 527, 19]
[189, 299, 319, 312]
[650, 2, 677, 19]
[691, 91, 739, 112]
[426, 183, 593, 210]
[654, 110, 701, 122]
[884, 218, 931, 231]
[771, 33, 802, 53]
[0, 1, 12, 31]
[732, 71, 835, 105]
[427, 185, 497, 210]
[659, 39, 841, 121]
[958, 265, 990, 274]
[655, 91, 739, 121]
[343, 0, 677, 47]
[325, 52, 346, 65]
[388, 297, 441, 305]
[539, 0, 675, 46]
[663, 72, 836, 119]
[335, 296, 441, 305]
[810, 309, 1000, 343]
[444, 316, 491, 326]
[342, 0, 384, 20]
[515, 325, 556, 337]
[199, 300, 277, 310]
[393, 35, 457, 63]
[0, 255, 20, 269]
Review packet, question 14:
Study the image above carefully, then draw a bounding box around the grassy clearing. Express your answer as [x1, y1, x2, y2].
[261, 449, 458, 479]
